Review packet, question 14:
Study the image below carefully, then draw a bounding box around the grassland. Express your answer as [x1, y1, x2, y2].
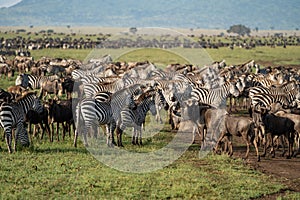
[28, 46, 300, 67]
[0, 135, 287, 199]
[1, 31, 300, 199]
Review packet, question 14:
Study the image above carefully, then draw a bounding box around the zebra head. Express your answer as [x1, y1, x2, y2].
[15, 73, 29, 89]
[32, 96, 44, 114]
[229, 81, 240, 97]
[124, 94, 137, 110]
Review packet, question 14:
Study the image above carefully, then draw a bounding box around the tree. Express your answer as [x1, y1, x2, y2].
[129, 27, 137, 34]
[227, 24, 251, 36]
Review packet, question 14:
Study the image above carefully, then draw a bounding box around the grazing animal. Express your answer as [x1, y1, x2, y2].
[215, 115, 260, 161]
[25, 107, 51, 142]
[44, 99, 74, 142]
[74, 97, 115, 147]
[261, 113, 295, 159]
[7, 85, 27, 96]
[111, 84, 144, 147]
[119, 90, 157, 145]
[39, 79, 63, 100]
[275, 110, 300, 156]
[0, 92, 43, 153]
[0, 88, 16, 103]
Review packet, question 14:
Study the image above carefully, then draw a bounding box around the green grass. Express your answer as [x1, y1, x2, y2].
[116, 48, 190, 68]
[26, 46, 300, 68]
[30, 48, 91, 61]
[206, 46, 300, 66]
[1, 36, 300, 199]
[0, 135, 285, 199]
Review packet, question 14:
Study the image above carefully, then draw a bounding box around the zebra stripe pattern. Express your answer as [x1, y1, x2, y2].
[16, 74, 60, 89]
[74, 97, 115, 147]
[119, 90, 157, 145]
[250, 93, 292, 109]
[191, 81, 240, 108]
[0, 93, 43, 153]
[111, 84, 144, 147]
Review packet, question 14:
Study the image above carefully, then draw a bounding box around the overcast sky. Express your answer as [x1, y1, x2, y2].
[0, 0, 21, 8]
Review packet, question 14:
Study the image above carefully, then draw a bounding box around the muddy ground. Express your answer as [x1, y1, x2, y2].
[231, 137, 300, 199]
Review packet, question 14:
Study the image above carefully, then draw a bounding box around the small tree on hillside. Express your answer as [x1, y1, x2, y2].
[227, 24, 251, 36]
[129, 27, 137, 34]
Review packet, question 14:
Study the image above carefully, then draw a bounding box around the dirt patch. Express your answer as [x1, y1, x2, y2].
[231, 139, 300, 199]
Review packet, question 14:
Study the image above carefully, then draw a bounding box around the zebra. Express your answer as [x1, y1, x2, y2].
[191, 81, 240, 108]
[154, 88, 169, 124]
[0, 88, 16, 102]
[94, 91, 112, 103]
[248, 81, 298, 99]
[79, 75, 107, 84]
[71, 65, 106, 80]
[250, 93, 293, 110]
[0, 92, 43, 153]
[74, 84, 142, 147]
[153, 79, 191, 129]
[83, 82, 121, 98]
[111, 84, 145, 147]
[73, 97, 115, 147]
[119, 90, 157, 145]
[15, 74, 60, 89]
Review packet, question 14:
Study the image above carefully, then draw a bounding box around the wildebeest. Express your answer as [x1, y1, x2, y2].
[39, 80, 63, 100]
[261, 113, 295, 159]
[215, 115, 260, 161]
[25, 108, 51, 142]
[44, 99, 74, 141]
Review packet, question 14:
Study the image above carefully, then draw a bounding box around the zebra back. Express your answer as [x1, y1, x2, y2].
[251, 93, 291, 108]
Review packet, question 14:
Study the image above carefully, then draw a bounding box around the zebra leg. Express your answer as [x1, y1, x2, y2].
[74, 129, 79, 148]
[13, 128, 18, 152]
[131, 127, 136, 145]
[138, 126, 142, 146]
[116, 126, 124, 147]
[5, 130, 12, 153]
[83, 128, 89, 147]
[111, 122, 116, 146]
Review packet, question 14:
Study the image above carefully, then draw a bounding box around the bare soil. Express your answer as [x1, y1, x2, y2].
[231, 137, 300, 199]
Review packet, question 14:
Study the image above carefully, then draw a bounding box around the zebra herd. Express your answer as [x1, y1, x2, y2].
[1, 57, 300, 161]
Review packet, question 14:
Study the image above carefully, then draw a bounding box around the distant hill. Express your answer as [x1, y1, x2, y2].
[0, 0, 299, 30]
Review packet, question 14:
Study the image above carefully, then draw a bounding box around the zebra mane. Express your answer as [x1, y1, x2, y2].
[135, 89, 155, 104]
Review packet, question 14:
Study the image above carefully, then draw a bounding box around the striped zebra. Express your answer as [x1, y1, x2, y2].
[154, 89, 169, 123]
[153, 79, 191, 129]
[119, 90, 157, 145]
[111, 84, 145, 147]
[252, 75, 284, 87]
[191, 81, 240, 108]
[73, 97, 116, 147]
[248, 81, 298, 98]
[80, 75, 107, 84]
[83, 82, 122, 98]
[0, 88, 16, 102]
[71, 65, 105, 80]
[250, 93, 293, 109]
[15, 74, 60, 89]
[94, 91, 113, 102]
[0, 92, 43, 153]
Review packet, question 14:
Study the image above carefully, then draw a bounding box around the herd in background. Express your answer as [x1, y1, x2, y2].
[0, 54, 300, 162]
[0, 32, 300, 56]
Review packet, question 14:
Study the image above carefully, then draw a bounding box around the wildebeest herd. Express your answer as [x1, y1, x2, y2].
[0, 54, 300, 163]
